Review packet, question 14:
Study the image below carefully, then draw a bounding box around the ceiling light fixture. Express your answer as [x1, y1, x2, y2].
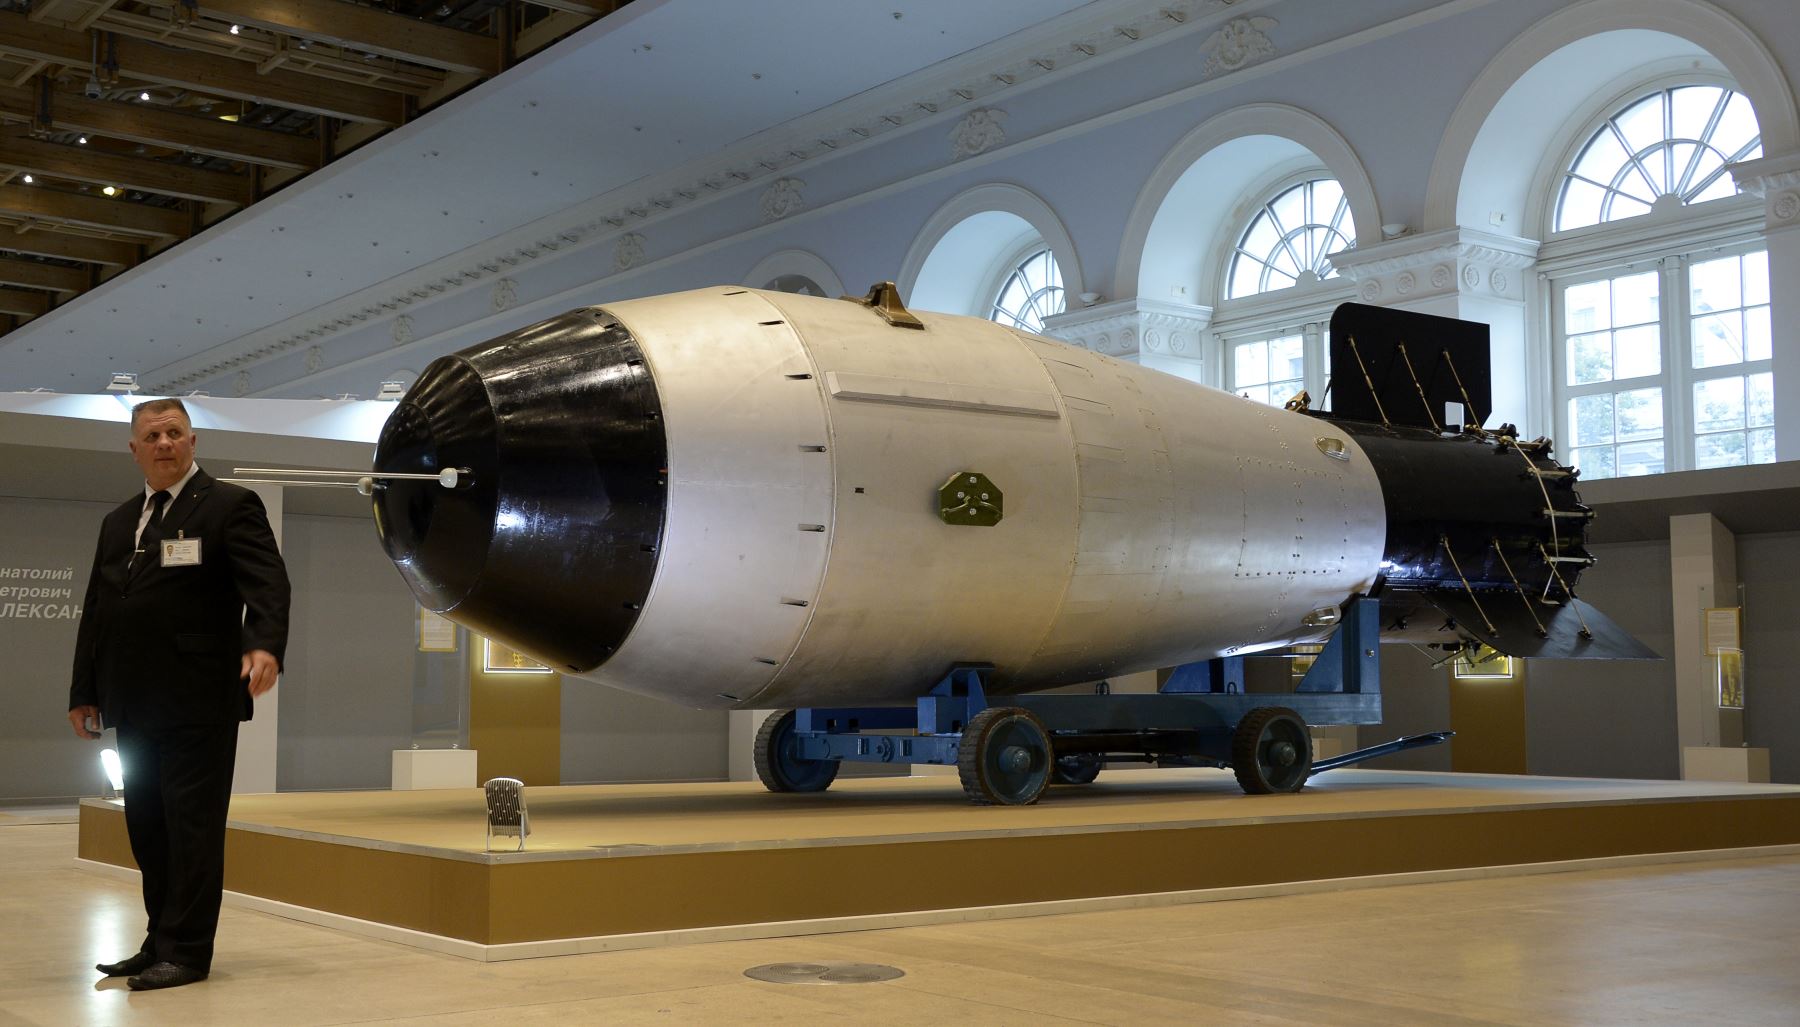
[229, 23, 241, 34]
[21, 174, 31, 184]
[77, 135, 87, 144]
[102, 185, 117, 196]
[139, 91, 150, 101]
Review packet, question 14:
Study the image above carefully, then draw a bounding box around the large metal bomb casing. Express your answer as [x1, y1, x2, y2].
[375, 287, 1390, 710]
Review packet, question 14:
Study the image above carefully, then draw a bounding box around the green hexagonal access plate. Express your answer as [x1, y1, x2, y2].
[938, 471, 1003, 526]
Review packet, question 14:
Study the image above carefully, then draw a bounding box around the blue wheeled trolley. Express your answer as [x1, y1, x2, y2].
[754, 596, 1451, 805]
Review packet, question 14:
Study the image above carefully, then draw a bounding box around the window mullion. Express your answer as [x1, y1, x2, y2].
[1664, 254, 1690, 472]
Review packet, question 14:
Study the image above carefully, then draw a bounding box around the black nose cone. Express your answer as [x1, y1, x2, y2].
[371, 309, 667, 673]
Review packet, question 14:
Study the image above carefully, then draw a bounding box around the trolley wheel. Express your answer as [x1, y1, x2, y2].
[1231, 706, 1313, 794]
[1051, 753, 1103, 785]
[957, 707, 1054, 805]
[753, 710, 840, 793]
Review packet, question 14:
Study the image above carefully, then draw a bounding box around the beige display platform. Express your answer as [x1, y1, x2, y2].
[76, 770, 1800, 961]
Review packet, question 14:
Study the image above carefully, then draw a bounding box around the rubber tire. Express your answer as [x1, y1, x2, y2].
[1231, 706, 1313, 794]
[957, 707, 1054, 806]
[753, 710, 840, 793]
[1051, 753, 1103, 785]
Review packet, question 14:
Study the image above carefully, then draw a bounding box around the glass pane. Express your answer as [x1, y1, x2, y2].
[1268, 379, 1303, 408]
[1612, 271, 1659, 327]
[1242, 215, 1278, 257]
[1615, 162, 1659, 203]
[1269, 244, 1300, 277]
[1616, 440, 1665, 476]
[1614, 325, 1661, 380]
[1558, 179, 1606, 231]
[1693, 377, 1745, 433]
[1571, 394, 1615, 446]
[1747, 372, 1774, 428]
[1713, 92, 1761, 155]
[1671, 86, 1721, 140]
[1229, 256, 1264, 299]
[1749, 428, 1775, 464]
[1239, 383, 1270, 405]
[1745, 305, 1771, 361]
[1235, 341, 1268, 387]
[1615, 96, 1665, 158]
[1695, 432, 1747, 469]
[1688, 175, 1736, 205]
[1264, 268, 1297, 292]
[1615, 387, 1663, 441]
[1681, 149, 1726, 201]
[1565, 280, 1611, 333]
[1570, 332, 1612, 385]
[1574, 131, 1628, 182]
[1270, 185, 1304, 231]
[1270, 335, 1304, 380]
[1743, 250, 1769, 306]
[1690, 254, 1741, 313]
[1312, 178, 1344, 217]
[1691, 313, 1744, 368]
[1609, 194, 1653, 220]
[1571, 445, 1616, 480]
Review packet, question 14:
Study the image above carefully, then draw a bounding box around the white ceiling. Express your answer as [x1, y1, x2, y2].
[0, 0, 1102, 392]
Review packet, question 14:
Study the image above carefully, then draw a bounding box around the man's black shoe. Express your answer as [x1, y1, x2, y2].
[96, 951, 156, 977]
[126, 962, 208, 991]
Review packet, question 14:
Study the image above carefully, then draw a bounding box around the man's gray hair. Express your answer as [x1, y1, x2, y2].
[129, 398, 191, 432]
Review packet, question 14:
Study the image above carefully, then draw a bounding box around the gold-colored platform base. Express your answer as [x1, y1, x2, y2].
[77, 769, 1800, 959]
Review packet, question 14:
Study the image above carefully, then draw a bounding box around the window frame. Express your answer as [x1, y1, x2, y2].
[1212, 169, 1357, 405]
[984, 238, 1065, 333]
[1538, 75, 1770, 479]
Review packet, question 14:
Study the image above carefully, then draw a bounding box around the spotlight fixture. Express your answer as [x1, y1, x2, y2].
[294, 38, 310, 50]
[106, 372, 140, 393]
[21, 174, 31, 184]
[376, 379, 407, 401]
[229, 23, 241, 34]
[138, 91, 150, 101]
[102, 186, 117, 196]
[436, 3, 452, 15]
[76, 135, 88, 144]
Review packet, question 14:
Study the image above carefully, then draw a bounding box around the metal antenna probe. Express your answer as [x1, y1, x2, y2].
[228, 467, 473, 496]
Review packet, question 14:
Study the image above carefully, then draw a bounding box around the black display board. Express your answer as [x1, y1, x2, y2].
[1327, 302, 1491, 430]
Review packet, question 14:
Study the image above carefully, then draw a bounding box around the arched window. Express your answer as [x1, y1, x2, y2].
[989, 247, 1064, 333]
[1554, 85, 1761, 232]
[1226, 178, 1356, 299]
[1545, 82, 1770, 480]
[1218, 176, 1354, 408]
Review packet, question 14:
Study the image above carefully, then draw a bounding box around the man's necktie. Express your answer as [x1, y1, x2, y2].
[135, 490, 172, 572]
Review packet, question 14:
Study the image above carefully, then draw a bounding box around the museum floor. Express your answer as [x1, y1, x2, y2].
[2, 818, 1796, 1025]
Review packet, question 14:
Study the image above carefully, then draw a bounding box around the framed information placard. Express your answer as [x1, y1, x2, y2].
[1703, 607, 1740, 656]
[419, 608, 457, 652]
[483, 637, 553, 674]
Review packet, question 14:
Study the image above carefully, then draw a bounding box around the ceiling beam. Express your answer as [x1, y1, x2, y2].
[0, 136, 252, 205]
[0, 11, 404, 124]
[0, 183, 187, 238]
[0, 85, 319, 172]
[0, 285, 49, 318]
[0, 254, 85, 293]
[525, 0, 620, 16]
[146, 0, 500, 77]
[0, 226, 138, 266]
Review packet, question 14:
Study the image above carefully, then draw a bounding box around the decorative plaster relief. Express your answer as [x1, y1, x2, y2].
[1332, 227, 1539, 307]
[1430, 264, 1452, 290]
[233, 370, 251, 398]
[1395, 271, 1415, 296]
[949, 108, 1008, 159]
[1042, 297, 1212, 363]
[614, 232, 646, 271]
[1359, 279, 1382, 302]
[760, 178, 806, 222]
[1201, 16, 1277, 78]
[304, 346, 323, 374]
[1774, 191, 1800, 222]
[1461, 265, 1481, 291]
[392, 314, 414, 346]
[492, 277, 518, 312]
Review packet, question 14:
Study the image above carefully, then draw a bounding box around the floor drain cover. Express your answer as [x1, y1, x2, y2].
[744, 961, 905, 985]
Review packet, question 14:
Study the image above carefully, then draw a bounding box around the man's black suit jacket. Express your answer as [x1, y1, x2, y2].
[70, 468, 291, 730]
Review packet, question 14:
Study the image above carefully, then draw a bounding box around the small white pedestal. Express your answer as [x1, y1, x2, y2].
[1681, 746, 1771, 783]
[392, 749, 479, 790]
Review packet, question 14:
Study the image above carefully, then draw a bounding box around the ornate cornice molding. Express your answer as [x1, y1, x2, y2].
[1730, 151, 1800, 230]
[1042, 297, 1213, 360]
[1332, 227, 1540, 304]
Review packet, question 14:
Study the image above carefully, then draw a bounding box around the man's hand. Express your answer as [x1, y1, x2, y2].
[241, 649, 280, 698]
[69, 705, 102, 740]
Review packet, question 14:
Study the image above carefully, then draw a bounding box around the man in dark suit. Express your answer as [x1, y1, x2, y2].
[68, 398, 290, 991]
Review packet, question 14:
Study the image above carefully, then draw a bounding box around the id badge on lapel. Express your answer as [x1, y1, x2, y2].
[160, 532, 202, 568]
